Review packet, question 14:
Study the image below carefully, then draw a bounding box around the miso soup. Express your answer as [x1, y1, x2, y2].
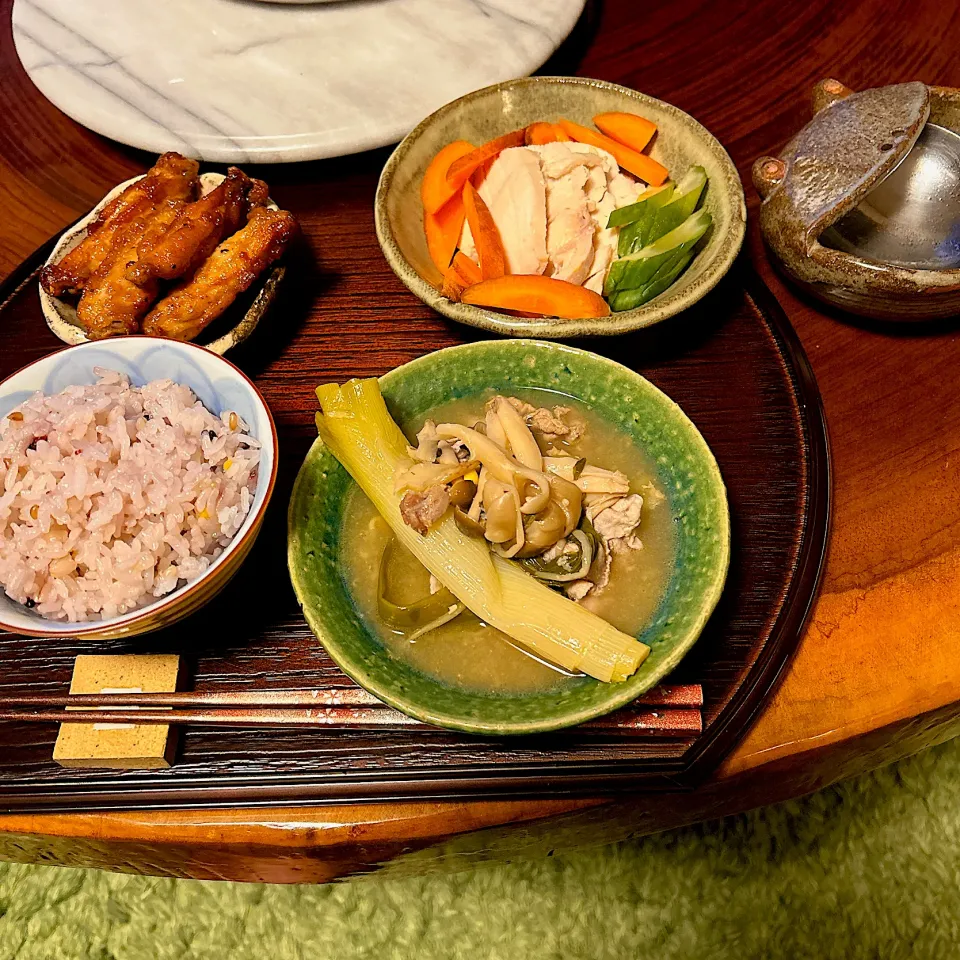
[339, 389, 675, 694]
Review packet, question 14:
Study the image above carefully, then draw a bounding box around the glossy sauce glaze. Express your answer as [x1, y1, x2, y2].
[340, 389, 676, 694]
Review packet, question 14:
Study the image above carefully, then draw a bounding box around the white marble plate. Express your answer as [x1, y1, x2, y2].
[13, 0, 586, 163]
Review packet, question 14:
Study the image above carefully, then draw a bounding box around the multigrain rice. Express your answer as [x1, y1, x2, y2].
[0, 369, 259, 622]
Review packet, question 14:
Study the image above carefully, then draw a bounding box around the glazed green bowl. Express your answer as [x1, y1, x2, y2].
[288, 341, 730, 736]
[374, 76, 747, 339]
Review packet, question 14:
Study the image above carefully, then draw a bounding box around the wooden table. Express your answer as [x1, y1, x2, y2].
[2, 0, 960, 883]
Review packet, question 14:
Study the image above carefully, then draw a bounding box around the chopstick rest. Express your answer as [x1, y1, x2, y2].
[53, 655, 182, 769]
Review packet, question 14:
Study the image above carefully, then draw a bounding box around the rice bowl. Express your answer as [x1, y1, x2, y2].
[0, 370, 260, 622]
[0, 338, 277, 639]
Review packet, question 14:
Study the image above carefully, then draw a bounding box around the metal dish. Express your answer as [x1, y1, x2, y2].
[821, 123, 960, 270]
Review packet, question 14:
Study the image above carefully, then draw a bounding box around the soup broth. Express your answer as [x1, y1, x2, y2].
[339, 389, 676, 694]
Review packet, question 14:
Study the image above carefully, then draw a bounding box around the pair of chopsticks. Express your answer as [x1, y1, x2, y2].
[0, 685, 704, 736]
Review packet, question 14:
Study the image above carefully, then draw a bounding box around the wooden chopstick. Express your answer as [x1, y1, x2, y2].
[0, 685, 703, 736]
[0, 705, 702, 736]
[0, 684, 704, 711]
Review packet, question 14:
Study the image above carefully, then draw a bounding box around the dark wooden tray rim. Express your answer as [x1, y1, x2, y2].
[0, 237, 830, 810]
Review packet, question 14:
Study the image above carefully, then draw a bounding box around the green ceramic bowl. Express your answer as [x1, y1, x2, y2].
[374, 76, 747, 339]
[288, 341, 730, 736]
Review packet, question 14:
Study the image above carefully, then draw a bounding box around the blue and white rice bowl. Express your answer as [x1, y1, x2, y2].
[0, 338, 277, 639]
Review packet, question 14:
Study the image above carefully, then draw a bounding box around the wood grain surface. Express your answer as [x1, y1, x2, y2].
[0, 250, 825, 807]
[1, 0, 960, 881]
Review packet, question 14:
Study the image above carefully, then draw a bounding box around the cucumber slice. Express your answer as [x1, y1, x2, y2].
[607, 252, 695, 311]
[618, 166, 707, 256]
[606, 182, 675, 230]
[604, 208, 712, 307]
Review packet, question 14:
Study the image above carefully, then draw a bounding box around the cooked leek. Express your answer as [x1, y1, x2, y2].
[315, 378, 649, 682]
[520, 530, 594, 583]
[378, 537, 464, 639]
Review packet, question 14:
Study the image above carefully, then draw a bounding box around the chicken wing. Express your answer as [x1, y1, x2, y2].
[142, 207, 296, 341]
[245, 177, 271, 210]
[77, 198, 189, 339]
[40, 153, 199, 298]
[126, 167, 266, 286]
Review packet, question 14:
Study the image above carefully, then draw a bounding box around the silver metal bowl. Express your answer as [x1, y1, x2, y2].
[821, 123, 960, 270]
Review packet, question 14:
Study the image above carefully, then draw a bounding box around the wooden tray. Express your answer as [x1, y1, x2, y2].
[0, 241, 829, 812]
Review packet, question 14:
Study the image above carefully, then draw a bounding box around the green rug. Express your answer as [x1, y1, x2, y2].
[3, 737, 960, 960]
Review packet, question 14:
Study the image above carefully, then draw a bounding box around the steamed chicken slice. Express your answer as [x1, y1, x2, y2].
[458, 142, 645, 293]
[529, 142, 645, 292]
[459, 146, 548, 276]
[540, 165, 596, 286]
[594, 181, 645, 290]
[584, 191, 621, 294]
[583, 165, 646, 293]
[530, 140, 618, 183]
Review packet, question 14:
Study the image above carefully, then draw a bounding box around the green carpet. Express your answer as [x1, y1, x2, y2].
[3, 738, 960, 960]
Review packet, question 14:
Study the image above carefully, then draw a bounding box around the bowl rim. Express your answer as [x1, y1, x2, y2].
[288, 339, 731, 736]
[0, 336, 279, 637]
[39, 172, 284, 356]
[374, 75, 747, 338]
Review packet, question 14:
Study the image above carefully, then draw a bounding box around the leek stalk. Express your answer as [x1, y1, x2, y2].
[316, 378, 649, 682]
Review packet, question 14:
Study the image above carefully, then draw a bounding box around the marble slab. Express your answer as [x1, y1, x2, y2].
[12, 0, 587, 163]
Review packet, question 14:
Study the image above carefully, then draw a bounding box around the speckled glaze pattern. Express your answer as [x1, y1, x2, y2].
[753, 79, 960, 320]
[40, 173, 285, 354]
[0, 338, 278, 640]
[375, 76, 747, 339]
[287, 340, 730, 736]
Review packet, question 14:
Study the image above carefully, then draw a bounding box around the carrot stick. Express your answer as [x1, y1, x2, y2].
[440, 271, 465, 301]
[440, 252, 483, 300]
[470, 156, 497, 190]
[452, 251, 481, 285]
[557, 119, 668, 186]
[445, 129, 526, 192]
[461, 183, 506, 280]
[593, 112, 657, 153]
[421, 140, 475, 215]
[424, 192, 465, 272]
[461, 275, 610, 320]
[524, 122, 570, 145]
